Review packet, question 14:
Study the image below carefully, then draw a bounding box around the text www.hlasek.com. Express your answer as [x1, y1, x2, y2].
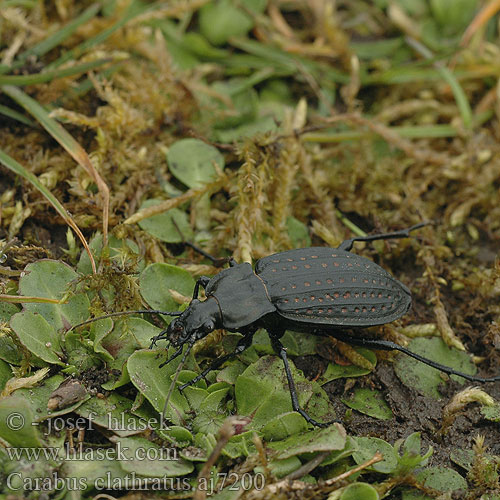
[6, 441, 176, 461]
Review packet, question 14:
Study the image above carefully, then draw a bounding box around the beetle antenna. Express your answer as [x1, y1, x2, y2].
[331, 332, 500, 383]
[172, 219, 231, 267]
[69, 310, 182, 332]
[161, 339, 195, 423]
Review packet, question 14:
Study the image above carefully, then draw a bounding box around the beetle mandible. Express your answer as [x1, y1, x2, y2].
[149, 222, 500, 427]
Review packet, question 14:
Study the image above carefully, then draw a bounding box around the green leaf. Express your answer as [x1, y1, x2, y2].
[335, 483, 380, 500]
[255, 456, 302, 478]
[159, 425, 193, 445]
[430, 0, 477, 31]
[140, 263, 196, 312]
[0, 394, 45, 447]
[182, 32, 229, 59]
[287, 216, 311, 248]
[2, 450, 55, 494]
[19, 260, 90, 330]
[13, 374, 87, 421]
[342, 388, 393, 420]
[75, 393, 158, 437]
[199, 0, 265, 46]
[352, 437, 398, 474]
[182, 386, 209, 410]
[77, 233, 140, 275]
[394, 432, 433, 474]
[223, 431, 256, 459]
[217, 360, 247, 384]
[481, 403, 500, 422]
[110, 435, 194, 475]
[320, 348, 377, 382]
[138, 201, 193, 243]
[0, 333, 23, 365]
[450, 448, 474, 471]
[214, 115, 278, 142]
[235, 355, 336, 431]
[394, 337, 476, 398]
[267, 424, 346, 459]
[10, 311, 64, 365]
[321, 436, 358, 466]
[61, 455, 128, 492]
[0, 301, 19, 321]
[127, 349, 192, 425]
[97, 318, 162, 388]
[91, 318, 114, 362]
[211, 82, 258, 129]
[0, 359, 12, 391]
[416, 466, 467, 491]
[64, 330, 101, 374]
[261, 412, 309, 441]
[166, 138, 224, 188]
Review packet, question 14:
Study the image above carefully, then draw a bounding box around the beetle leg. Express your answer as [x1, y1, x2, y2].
[150, 328, 169, 349]
[269, 334, 341, 428]
[329, 331, 500, 383]
[158, 345, 185, 368]
[193, 276, 211, 299]
[336, 222, 428, 252]
[178, 334, 255, 391]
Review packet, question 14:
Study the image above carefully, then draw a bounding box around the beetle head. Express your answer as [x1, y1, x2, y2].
[167, 298, 221, 346]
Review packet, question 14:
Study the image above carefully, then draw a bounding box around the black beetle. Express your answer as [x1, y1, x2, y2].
[147, 222, 500, 427]
[71, 223, 500, 426]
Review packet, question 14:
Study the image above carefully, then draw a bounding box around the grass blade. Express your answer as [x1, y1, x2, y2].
[0, 148, 96, 273]
[0, 59, 113, 86]
[405, 37, 473, 129]
[1, 85, 109, 253]
[0, 104, 36, 126]
[0, 3, 102, 76]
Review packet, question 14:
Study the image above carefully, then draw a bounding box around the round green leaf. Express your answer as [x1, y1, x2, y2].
[0, 359, 12, 392]
[352, 437, 398, 474]
[287, 216, 311, 248]
[481, 404, 500, 422]
[127, 349, 191, 425]
[267, 425, 346, 459]
[159, 425, 193, 444]
[166, 138, 224, 188]
[14, 374, 86, 421]
[417, 466, 467, 492]
[0, 334, 22, 365]
[109, 435, 194, 475]
[76, 393, 153, 437]
[0, 301, 19, 321]
[320, 348, 376, 382]
[342, 388, 393, 420]
[61, 455, 127, 493]
[140, 263, 195, 312]
[0, 395, 44, 447]
[199, 0, 262, 46]
[77, 233, 140, 275]
[261, 412, 308, 441]
[235, 355, 336, 430]
[19, 260, 90, 330]
[337, 483, 379, 500]
[394, 337, 476, 399]
[255, 456, 302, 479]
[138, 201, 193, 243]
[10, 311, 64, 365]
